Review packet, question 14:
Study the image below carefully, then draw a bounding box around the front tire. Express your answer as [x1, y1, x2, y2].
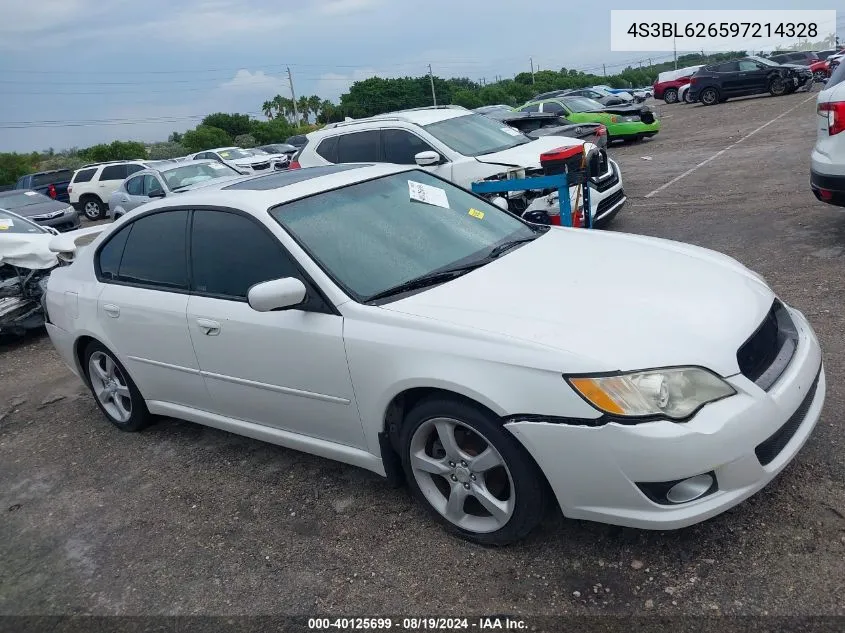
[84, 341, 151, 432]
[399, 396, 547, 546]
[700, 87, 719, 106]
[81, 196, 105, 221]
[683, 90, 694, 103]
[663, 88, 678, 104]
[769, 77, 787, 96]
[813, 70, 827, 82]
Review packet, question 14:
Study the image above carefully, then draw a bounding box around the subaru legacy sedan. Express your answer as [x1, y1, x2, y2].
[43, 164, 824, 545]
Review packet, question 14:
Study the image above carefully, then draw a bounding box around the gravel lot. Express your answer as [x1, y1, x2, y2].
[1, 90, 844, 625]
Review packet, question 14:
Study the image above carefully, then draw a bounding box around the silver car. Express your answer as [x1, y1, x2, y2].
[108, 160, 242, 219]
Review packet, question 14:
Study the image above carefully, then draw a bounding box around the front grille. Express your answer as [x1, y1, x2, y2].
[755, 369, 820, 466]
[32, 209, 65, 221]
[737, 300, 798, 391]
[595, 189, 625, 215]
[250, 161, 271, 171]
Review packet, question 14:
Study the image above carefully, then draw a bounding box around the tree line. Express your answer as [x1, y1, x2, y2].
[0, 51, 745, 186]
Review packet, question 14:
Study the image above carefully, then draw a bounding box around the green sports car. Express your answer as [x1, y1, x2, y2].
[515, 95, 660, 141]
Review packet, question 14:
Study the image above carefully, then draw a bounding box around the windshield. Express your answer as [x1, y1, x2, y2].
[161, 162, 241, 190]
[423, 113, 530, 157]
[270, 170, 537, 302]
[561, 96, 604, 112]
[0, 192, 50, 209]
[217, 148, 252, 160]
[749, 56, 779, 67]
[247, 148, 269, 155]
[0, 210, 46, 234]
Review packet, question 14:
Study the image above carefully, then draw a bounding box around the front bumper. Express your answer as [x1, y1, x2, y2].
[37, 211, 81, 232]
[505, 305, 825, 530]
[607, 120, 660, 138]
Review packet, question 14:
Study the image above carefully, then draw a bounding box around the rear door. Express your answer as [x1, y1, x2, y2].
[96, 209, 209, 407]
[120, 174, 148, 213]
[714, 61, 742, 95]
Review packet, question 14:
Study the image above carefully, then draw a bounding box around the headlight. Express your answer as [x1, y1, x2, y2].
[567, 367, 735, 420]
[64, 206, 75, 214]
[620, 116, 640, 122]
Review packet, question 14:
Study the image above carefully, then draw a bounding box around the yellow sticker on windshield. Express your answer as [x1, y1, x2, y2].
[468, 208, 485, 219]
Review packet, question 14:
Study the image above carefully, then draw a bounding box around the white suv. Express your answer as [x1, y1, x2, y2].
[295, 106, 626, 226]
[811, 62, 845, 208]
[69, 160, 155, 220]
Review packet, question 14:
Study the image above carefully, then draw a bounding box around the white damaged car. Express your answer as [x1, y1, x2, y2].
[43, 164, 824, 545]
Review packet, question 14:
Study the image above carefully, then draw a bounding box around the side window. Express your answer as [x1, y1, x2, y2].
[72, 168, 97, 184]
[716, 62, 739, 72]
[125, 164, 144, 176]
[190, 210, 299, 299]
[336, 131, 381, 163]
[144, 175, 163, 195]
[125, 176, 144, 196]
[738, 60, 759, 72]
[100, 165, 128, 181]
[543, 102, 565, 114]
[521, 103, 540, 113]
[316, 136, 339, 162]
[194, 152, 207, 160]
[118, 211, 189, 289]
[383, 129, 436, 165]
[97, 225, 132, 280]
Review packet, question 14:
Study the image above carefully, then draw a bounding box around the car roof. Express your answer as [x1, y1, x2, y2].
[311, 106, 471, 137]
[131, 163, 412, 216]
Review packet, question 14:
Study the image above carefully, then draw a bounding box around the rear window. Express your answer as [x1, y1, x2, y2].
[32, 170, 71, 187]
[316, 136, 338, 162]
[100, 165, 128, 181]
[72, 168, 97, 183]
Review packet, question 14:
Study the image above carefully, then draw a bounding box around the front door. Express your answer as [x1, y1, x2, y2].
[184, 209, 365, 448]
[381, 128, 452, 181]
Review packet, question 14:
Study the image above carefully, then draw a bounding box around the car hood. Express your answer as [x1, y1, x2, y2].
[0, 233, 58, 269]
[475, 136, 588, 168]
[3, 199, 69, 218]
[382, 229, 774, 376]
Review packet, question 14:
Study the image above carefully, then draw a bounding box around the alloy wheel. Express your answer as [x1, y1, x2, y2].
[88, 351, 132, 423]
[409, 417, 515, 533]
[701, 89, 718, 105]
[83, 200, 101, 220]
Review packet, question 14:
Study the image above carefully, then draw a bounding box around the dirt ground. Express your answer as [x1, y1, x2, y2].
[1, 90, 844, 626]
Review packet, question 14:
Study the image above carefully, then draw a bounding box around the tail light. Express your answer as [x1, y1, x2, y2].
[819, 101, 845, 135]
[288, 160, 301, 170]
[690, 77, 698, 85]
[48, 184, 57, 199]
[595, 125, 607, 137]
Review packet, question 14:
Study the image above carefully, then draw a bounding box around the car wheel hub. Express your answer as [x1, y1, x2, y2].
[88, 351, 132, 423]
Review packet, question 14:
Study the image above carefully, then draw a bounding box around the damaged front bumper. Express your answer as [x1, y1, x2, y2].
[0, 269, 50, 336]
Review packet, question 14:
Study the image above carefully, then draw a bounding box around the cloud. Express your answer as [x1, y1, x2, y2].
[218, 70, 288, 95]
[317, 0, 383, 16]
[314, 68, 385, 101]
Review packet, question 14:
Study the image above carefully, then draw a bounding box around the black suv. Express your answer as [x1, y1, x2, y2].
[769, 51, 819, 66]
[689, 56, 813, 106]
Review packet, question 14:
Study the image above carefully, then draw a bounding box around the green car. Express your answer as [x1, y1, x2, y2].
[516, 95, 660, 141]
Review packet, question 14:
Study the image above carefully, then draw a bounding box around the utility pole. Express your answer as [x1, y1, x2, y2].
[648, 57, 652, 66]
[673, 37, 678, 69]
[530, 57, 535, 84]
[287, 66, 299, 124]
[428, 64, 437, 106]
[602, 63, 606, 77]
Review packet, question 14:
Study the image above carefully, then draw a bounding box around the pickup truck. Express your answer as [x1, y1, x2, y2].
[14, 169, 72, 204]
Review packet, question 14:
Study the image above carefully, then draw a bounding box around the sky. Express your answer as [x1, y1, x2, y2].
[0, 0, 841, 152]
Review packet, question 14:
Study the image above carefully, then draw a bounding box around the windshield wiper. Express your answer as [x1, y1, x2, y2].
[365, 261, 487, 304]
[488, 236, 539, 259]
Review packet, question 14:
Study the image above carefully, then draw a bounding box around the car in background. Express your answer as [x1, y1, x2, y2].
[295, 106, 626, 226]
[0, 190, 79, 231]
[14, 170, 73, 204]
[108, 160, 244, 219]
[563, 88, 629, 106]
[43, 163, 826, 545]
[815, 49, 845, 61]
[482, 110, 608, 149]
[285, 134, 308, 150]
[243, 147, 290, 169]
[593, 85, 649, 102]
[187, 147, 282, 174]
[259, 143, 299, 159]
[770, 51, 831, 82]
[69, 160, 164, 221]
[473, 105, 514, 115]
[653, 65, 704, 103]
[689, 56, 813, 106]
[516, 96, 659, 142]
[810, 61, 845, 208]
[677, 83, 694, 104]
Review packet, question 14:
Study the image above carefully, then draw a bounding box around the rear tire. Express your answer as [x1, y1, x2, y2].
[83, 341, 151, 432]
[81, 196, 105, 221]
[663, 88, 678, 104]
[700, 87, 719, 106]
[399, 396, 547, 546]
[683, 90, 694, 103]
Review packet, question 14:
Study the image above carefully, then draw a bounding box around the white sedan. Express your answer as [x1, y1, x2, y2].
[43, 164, 825, 545]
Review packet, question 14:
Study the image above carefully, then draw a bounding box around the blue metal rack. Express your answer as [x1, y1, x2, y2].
[471, 172, 592, 228]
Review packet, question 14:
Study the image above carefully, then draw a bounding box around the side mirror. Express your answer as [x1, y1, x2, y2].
[148, 190, 166, 199]
[247, 277, 307, 312]
[414, 151, 442, 166]
[46, 227, 60, 236]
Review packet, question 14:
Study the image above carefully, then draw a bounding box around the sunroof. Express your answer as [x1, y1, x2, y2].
[223, 164, 370, 191]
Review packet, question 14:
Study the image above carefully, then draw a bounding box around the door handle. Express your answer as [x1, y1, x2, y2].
[103, 304, 120, 318]
[196, 318, 221, 336]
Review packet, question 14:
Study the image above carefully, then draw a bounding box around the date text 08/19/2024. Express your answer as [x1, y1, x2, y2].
[307, 617, 528, 630]
[626, 22, 818, 39]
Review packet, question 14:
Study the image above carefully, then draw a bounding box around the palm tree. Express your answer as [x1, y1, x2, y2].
[307, 95, 322, 120]
[261, 100, 274, 119]
[297, 96, 310, 124]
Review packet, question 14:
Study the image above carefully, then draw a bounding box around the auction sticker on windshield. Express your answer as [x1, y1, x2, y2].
[501, 127, 522, 136]
[468, 208, 485, 219]
[0, 219, 13, 230]
[408, 180, 450, 209]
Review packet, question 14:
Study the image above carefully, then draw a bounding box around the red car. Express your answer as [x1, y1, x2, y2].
[652, 65, 704, 104]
